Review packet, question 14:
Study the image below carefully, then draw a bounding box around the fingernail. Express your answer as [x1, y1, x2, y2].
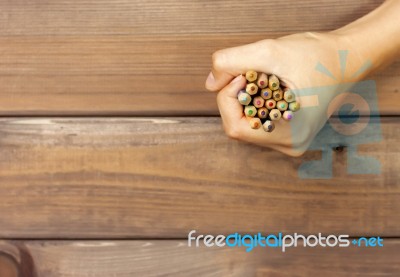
[206, 72, 215, 85]
[232, 75, 243, 84]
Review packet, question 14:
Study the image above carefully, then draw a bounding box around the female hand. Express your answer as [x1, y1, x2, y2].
[206, 32, 363, 156]
[205, 0, 400, 157]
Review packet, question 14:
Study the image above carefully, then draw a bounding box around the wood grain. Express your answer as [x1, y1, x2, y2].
[0, 240, 399, 277]
[0, 0, 398, 116]
[0, 0, 383, 35]
[0, 117, 398, 238]
[0, 1, 398, 275]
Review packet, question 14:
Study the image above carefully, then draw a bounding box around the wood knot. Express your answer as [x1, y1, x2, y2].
[333, 145, 346, 152]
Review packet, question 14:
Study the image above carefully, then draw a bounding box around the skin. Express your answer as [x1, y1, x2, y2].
[205, 0, 400, 157]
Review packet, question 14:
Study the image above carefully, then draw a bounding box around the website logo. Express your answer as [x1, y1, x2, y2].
[188, 230, 383, 252]
[293, 50, 381, 179]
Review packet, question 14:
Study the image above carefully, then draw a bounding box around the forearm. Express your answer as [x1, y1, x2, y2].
[332, 0, 400, 78]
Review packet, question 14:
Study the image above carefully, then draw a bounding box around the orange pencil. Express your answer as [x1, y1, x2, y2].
[249, 117, 262, 129]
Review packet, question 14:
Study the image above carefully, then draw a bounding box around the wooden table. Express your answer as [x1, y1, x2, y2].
[0, 0, 399, 276]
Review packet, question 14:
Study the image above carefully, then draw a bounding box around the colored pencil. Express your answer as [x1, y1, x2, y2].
[245, 70, 258, 82]
[249, 117, 262, 129]
[262, 120, 275, 132]
[273, 88, 283, 101]
[246, 83, 258, 95]
[282, 110, 294, 121]
[236, 71, 300, 133]
[289, 102, 301, 112]
[283, 89, 296, 103]
[256, 73, 268, 89]
[268, 74, 280, 90]
[260, 88, 273, 99]
[257, 107, 269, 119]
[265, 99, 276, 109]
[253, 96, 265, 108]
[277, 100, 288, 111]
[238, 91, 252, 105]
[269, 109, 282, 121]
[244, 105, 257, 117]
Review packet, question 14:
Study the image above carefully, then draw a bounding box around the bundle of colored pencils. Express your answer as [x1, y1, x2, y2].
[237, 71, 300, 132]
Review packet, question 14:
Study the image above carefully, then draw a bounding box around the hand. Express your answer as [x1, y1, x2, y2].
[205, 32, 364, 157]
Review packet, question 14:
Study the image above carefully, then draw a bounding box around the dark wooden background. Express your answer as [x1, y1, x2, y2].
[0, 0, 399, 276]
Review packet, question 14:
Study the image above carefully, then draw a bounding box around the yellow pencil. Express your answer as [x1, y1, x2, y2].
[289, 102, 301, 112]
[249, 117, 262, 129]
[245, 70, 258, 82]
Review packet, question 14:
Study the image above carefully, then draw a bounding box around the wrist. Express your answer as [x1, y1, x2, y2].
[329, 30, 374, 81]
[330, 0, 400, 80]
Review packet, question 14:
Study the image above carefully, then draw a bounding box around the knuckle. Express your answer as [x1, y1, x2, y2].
[205, 80, 215, 91]
[303, 31, 324, 40]
[290, 133, 312, 157]
[287, 148, 306, 158]
[259, 39, 278, 59]
[225, 124, 241, 140]
[212, 50, 225, 71]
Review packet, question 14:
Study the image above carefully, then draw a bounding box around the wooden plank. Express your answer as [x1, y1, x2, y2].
[1, 0, 398, 116]
[0, 117, 398, 238]
[0, 0, 382, 35]
[0, 34, 398, 116]
[0, 240, 399, 276]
